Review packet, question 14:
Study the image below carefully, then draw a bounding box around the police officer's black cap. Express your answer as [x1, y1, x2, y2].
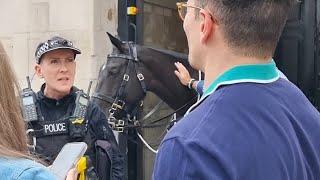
[35, 36, 81, 64]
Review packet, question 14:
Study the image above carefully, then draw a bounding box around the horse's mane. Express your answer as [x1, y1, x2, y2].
[145, 46, 188, 61]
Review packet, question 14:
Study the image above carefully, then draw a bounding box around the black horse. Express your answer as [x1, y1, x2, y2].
[92, 33, 199, 126]
[91, 33, 199, 178]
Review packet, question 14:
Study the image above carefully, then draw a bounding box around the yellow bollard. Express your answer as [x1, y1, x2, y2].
[76, 156, 87, 180]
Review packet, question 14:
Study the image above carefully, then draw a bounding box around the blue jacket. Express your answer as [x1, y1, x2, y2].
[153, 61, 320, 180]
[195, 80, 204, 96]
[195, 69, 287, 96]
[0, 158, 56, 180]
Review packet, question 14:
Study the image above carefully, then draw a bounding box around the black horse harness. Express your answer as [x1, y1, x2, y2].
[92, 42, 147, 132]
[92, 42, 197, 133]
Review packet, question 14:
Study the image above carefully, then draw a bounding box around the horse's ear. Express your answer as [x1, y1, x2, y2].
[107, 32, 124, 52]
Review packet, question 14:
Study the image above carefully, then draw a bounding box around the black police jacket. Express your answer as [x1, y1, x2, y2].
[30, 84, 124, 179]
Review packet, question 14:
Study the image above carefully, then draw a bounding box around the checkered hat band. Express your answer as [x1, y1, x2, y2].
[35, 37, 80, 63]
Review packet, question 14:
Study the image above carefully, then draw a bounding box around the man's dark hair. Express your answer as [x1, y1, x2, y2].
[198, 0, 296, 58]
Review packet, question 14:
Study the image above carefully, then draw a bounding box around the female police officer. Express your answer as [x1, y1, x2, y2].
[26, 36, 124, 179]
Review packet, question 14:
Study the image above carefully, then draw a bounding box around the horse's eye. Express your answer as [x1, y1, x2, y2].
[108, 66, 119, 75]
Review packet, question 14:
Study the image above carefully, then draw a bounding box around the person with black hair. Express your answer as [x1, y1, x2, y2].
[154, 0, 320, 179]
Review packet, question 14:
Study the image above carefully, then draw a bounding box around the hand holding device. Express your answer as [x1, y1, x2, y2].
[49, 142, 87, 180]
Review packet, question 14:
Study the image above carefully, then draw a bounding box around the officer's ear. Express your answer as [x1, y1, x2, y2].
[35, 63, 43, 78]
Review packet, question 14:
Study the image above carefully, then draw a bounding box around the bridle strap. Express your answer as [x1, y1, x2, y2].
[134, 61, 147, 93]
[125, 95, 197, 129]
[91, 92, 114, 104]
[107, 54, 136, 61]
[116, 58, 133, 102]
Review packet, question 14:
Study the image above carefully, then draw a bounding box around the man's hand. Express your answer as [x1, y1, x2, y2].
[174, 62, 191, 86]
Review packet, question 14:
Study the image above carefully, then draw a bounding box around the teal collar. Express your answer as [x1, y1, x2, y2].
[186, 60, 279, 115]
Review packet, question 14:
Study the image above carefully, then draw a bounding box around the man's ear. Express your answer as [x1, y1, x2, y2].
[199, 9, 214, 44]
[34, 64, 43, 78]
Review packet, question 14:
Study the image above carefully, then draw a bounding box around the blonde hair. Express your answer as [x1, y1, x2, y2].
[0, 42, 29, 158]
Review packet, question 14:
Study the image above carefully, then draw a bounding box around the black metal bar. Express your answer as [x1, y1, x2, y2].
[126, 1, 139, 178]
[118, 0, 141, 180]
[118, 0, 128, 40]
[127, 0, 137, 42]
[136, 0, 144, 44]
[117, 2, 130, 179]
[274, 0, 317, 107]
[134, 2, 144, 180]
[300, 0, 315, 102]
[315, 0, 320, 110]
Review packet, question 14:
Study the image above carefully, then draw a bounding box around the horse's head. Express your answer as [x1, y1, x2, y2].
[93, 33, 199, 131]
[93, 33, 147, 123]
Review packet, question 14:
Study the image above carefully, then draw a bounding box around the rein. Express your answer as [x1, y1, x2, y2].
[92, 93, 197, 130]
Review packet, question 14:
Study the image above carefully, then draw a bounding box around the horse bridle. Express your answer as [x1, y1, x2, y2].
[92, 42, 198, 134]
[92, 42, 147, 132]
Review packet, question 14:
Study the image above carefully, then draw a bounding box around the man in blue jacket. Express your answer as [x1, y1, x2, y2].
[153, 0, 320, 179]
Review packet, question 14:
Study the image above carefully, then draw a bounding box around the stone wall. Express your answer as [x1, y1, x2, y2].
[0, 0, 118, 92]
